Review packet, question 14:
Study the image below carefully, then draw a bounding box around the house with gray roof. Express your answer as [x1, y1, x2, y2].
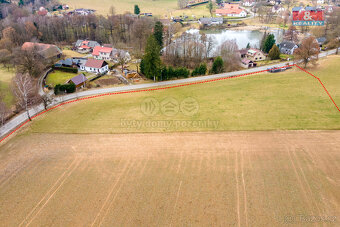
[68, 73, 87, 88]
[279, 41, 298, 55]
[198, 17, 223, 26]
[74, 40, 100, 53]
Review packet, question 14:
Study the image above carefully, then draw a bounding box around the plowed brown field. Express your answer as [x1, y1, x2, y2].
[0, 131, 339, 226]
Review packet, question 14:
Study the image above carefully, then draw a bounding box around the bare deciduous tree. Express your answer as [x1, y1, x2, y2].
[294, 37, 320, 68]
[0, 96, 9, 126]
[14, 47, 46, 78]
[178, 0, 189, 9]
[11, 73, 38, 121]
[39, 94, 53, 110]
[117, 50, 129, 72]
[219, 39, 241, 72]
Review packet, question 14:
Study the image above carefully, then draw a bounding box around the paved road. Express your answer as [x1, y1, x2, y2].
[0, 49, 338, 139]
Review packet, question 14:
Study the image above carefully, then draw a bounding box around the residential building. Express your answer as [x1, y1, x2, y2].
[279, 41, 298, 55]
[22, 42, 62, 60]
[272, 5, 285, 13]
[242, 0, 255, 7]
[239, 49, 248, 58]
[317, 37, 327, 47]
[72, 8, 95, 16]
[68, 73, 87, 88]
[111, 49, 131, 62]
[246, 48, 266, 61]
[80, 59, 109, 74]
[55, 58, 74, 68]
[75, 40, 100, 53]
[92, 46, 113, 60]
[198, 17, 223, 25]
[72, 57, 88, 68]
[241, 59, 257, 68]
[216, 3, 247, 17]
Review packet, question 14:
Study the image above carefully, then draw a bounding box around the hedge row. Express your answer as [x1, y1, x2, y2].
[54, 83, 76, 95]
[161, 66, 190, 81]
[52, 66, 78, 73]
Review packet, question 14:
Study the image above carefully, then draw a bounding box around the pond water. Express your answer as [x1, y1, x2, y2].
[187, 28, 284, 50]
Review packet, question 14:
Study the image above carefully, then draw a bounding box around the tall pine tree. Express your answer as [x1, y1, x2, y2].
[153, 21, 164, 48]
[134, 5, 140, 15]
[263, 34, 276, 53]
[142, 35, 162, 81]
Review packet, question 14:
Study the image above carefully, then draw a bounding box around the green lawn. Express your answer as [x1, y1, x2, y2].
[46, 70, 79, 87]
[29, 56, 340, 134]
[63, 0, 178, 16]
[62, 0, 213, 18]
[0, 67, 15, 107]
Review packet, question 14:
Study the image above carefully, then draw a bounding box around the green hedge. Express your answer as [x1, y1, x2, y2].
[161, 66, 190, 81]
[52, 66, 78, 74]
[54, 83, 76, 95]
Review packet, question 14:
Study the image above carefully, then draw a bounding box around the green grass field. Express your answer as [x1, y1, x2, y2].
[63, 0, 178, 16]
[0, 66, 15, 106]
[46, 70, 79, 87]
[62, 0, 211, 17]
[28, 56, 340, 134]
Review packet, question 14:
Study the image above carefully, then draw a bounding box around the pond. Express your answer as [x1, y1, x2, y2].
[187, 28, 284, 50]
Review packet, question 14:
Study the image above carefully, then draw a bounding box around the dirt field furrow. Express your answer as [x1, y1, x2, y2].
[0, 131, 339, 226]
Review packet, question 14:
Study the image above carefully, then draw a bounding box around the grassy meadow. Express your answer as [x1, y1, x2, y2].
[28, 56, 340, 134]
[62, 0, 211, 17]
[0, 67, 15, 106]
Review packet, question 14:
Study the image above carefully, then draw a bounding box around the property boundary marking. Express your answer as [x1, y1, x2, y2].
[0, 64, 339, 144]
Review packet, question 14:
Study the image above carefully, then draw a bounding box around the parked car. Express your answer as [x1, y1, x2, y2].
[267, 67, 286, 73]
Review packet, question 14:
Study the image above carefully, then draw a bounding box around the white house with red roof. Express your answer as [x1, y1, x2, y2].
[80, 59, 109, 74]
[216, 3, 247, 17]
[92, 46, 113, 60]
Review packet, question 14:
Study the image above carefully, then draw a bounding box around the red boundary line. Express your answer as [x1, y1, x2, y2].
[0, 64, 338, 144]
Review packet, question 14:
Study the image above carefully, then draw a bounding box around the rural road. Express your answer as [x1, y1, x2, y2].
[0, 49, 338, 140]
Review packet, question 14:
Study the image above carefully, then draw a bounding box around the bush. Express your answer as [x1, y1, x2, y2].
[192, 63, 207, 76]
[268, 44, 280, 60]
[210, 57, 224, 74]
[52, 66, 78, 74]
[54, 83, 76, 95]
[160, 66, 190, 81]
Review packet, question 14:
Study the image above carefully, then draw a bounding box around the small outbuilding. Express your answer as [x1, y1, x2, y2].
[68, 73, 87, 88]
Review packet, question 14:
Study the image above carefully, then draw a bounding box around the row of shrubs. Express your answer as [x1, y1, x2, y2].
[160, 66, 190, 80]
[159, 63, 208, 81]
[54, 83, 76, 95]
[52, 66, 78, 74]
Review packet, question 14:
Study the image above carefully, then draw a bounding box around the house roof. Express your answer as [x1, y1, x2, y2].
[317, 37, 327, 44]
[22, 42, 62, 59]
[199, 17, 223, 24]
[70, 74, 87, 86]
[75, 40, 100, 48]
[292, 6, 302, 11]
[247, 48, 261, 55]
[223, 3, 240, 9]
[239, 49, 249, 55]
[242, 58, 253, 64]
[57, 58, 73, 66]
[216, 8, 245, 15]
[279, 41, 296, 50]
[92, 46, 113, 56]
[85, 59, 107, 68]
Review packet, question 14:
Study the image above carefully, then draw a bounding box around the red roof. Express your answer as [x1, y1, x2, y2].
[92, 46, 113, 56]
[85, 59, 107, 68]
[80, 45, 91, 49]
[216, 8, 244, 15]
